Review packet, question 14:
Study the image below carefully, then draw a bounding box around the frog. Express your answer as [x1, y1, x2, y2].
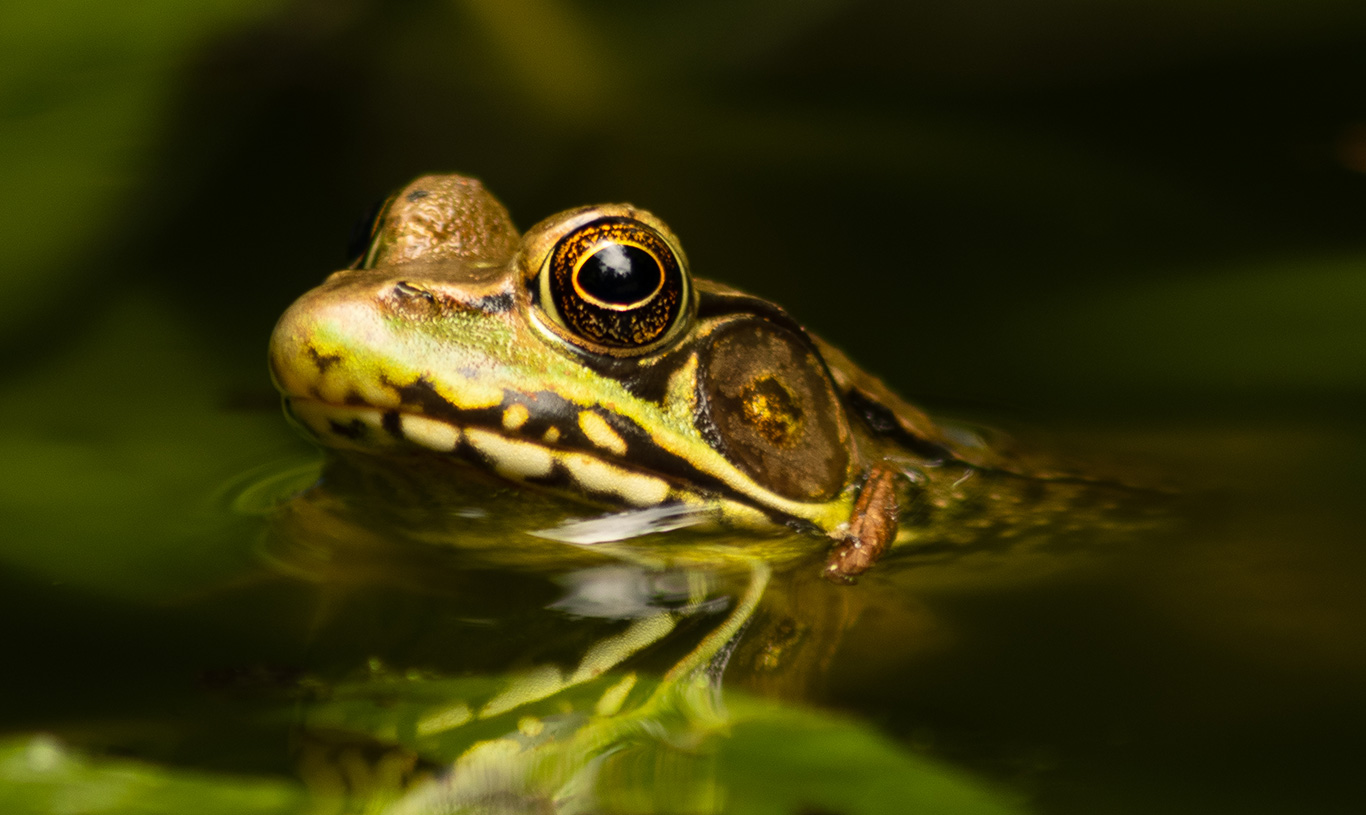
[264, 174, 1165, 812]
[269, 173, 1078, 581]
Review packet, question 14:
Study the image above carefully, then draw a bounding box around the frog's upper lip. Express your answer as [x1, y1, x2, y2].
[283, 396, 678, 509]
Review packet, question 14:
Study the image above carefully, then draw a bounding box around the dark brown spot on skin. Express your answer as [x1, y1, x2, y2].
[470, 292, 514, 313]
[512, 390, 576, 434]
[522, 461, 577, 491]
[328, 418, 367, 440]
[405, 189, 430, 201]
[451, 438, 489, 470]
[381, 410, 405, 440]
[306, 345, 342, 373]
[825, 466, 901, 582]
[391, 376, 460, 418]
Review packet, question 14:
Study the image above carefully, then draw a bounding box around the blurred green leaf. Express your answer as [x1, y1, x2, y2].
[0, 735, 305, 815]
[719, 694, 1026, 815]
[0, 676, 1026, 815]
[0, 0, 285, 328]
[286, 670, 1028, 815]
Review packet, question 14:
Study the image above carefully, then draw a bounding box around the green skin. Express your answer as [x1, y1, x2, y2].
[271, 176, 938, 537]
[270, 179, 870, 530]
[270, 174, 1153, 570]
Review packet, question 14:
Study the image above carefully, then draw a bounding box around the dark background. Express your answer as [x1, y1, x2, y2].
[3, 2, 1366, 813]
[6, 0, 1366, 422]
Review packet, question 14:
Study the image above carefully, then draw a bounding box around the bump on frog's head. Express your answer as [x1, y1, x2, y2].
[360, 174, 520, 269]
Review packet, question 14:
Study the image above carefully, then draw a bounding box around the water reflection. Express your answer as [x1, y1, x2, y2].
[246, 448, 1163, 814]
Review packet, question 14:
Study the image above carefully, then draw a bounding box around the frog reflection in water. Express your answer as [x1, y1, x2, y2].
[267, 175, 1151, 811]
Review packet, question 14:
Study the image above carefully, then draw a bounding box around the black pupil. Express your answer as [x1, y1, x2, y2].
[577, 244, 661, 305]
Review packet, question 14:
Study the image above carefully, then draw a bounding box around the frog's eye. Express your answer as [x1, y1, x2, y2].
[538, 216, 690, 354]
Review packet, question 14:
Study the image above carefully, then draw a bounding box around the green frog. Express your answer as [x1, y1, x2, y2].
[268, 173, 1095, 580]
[263, 175, 1160, 813]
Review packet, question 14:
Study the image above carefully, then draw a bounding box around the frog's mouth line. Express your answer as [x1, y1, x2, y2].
[285, 396, 685, 510]
[283, 387, 845, 533]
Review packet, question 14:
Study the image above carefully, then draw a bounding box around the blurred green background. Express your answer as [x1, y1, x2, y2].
[5, 0, 1366, 418]
[3, 1, 1366, 813]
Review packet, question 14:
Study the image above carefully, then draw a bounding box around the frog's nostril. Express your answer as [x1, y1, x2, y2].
[394, 281, 436, 303]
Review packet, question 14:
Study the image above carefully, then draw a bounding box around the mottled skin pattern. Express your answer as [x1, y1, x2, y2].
[271, 174, 1161, 580]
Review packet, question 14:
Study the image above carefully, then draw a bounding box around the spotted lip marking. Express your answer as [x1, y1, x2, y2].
[293, 388, 766, 511]
[385, 406, 673, 507]
[578, 411, 627, 456]
[291, 393, 805, 529]
[502, 403, 529, 430]
[400, 412, 461, 451]
[384, 375, 739, 499]
[289, 389, 663, 491]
